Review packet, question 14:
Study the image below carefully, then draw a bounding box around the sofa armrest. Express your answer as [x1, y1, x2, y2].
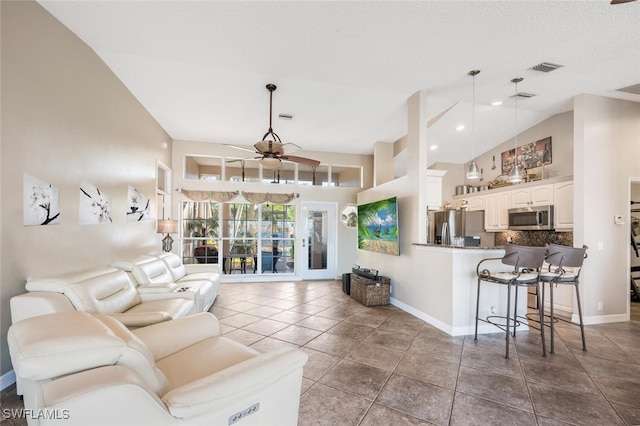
[40, 365, 169, 425]
[107, 312, 172, 328]
[132, 312, 222, 359]
[10, 292, 76, 324]
[162, 347, 308, 418]
[136, 283, 179, 293]
[184, 263, 220, 275]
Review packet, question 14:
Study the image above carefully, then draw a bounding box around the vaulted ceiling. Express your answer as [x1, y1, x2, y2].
[38, 1, 640, 166]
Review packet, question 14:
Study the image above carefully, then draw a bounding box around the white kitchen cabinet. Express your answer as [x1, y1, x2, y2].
[426, 169, 447, 209]
[554, 181, 574, 230]
[485, 192, 511, 231]
[465, 195, 485, 211]
[510, 184, 554, 208]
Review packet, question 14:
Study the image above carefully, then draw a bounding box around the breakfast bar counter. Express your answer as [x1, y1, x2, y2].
[406, 243, 528, 336]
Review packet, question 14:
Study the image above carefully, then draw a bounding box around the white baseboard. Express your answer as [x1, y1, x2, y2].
[389, 297, 524, 337]
[1, 370, 16, 391]
[581, 313, 629, 325]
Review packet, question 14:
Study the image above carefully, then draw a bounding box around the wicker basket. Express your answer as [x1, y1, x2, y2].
[350, 274, 390, 306]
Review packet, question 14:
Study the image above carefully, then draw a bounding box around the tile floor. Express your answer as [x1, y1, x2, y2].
[2, 280, 640, 425]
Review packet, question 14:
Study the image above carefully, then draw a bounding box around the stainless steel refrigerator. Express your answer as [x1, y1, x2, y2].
[430, 209, 494, 247]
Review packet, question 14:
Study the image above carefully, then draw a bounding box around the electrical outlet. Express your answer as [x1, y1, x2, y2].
[389, 285, 393, 294]
[597, 302, 603, 311]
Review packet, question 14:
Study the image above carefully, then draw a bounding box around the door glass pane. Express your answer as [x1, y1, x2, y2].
[181, 201, 220, 265]
[307, 210, 328, 270]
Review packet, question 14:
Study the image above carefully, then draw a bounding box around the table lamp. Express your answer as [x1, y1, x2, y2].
[157, 220, 178, 252]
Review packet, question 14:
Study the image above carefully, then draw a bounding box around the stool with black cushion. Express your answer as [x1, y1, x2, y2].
[539, 244, 588, 353]
[475, 243, 547, 359]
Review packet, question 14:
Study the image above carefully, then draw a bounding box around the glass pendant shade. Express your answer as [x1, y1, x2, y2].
[467, 160, 480, 179]
[259, 157, 281, 169]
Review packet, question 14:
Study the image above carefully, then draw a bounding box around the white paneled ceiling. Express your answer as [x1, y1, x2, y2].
[38, 1, 640, 166]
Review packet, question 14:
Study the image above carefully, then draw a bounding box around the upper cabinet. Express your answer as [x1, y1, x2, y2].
[426, 169, 447, 209]
[510, 184, 554, 208]
[485, 192, 511, 231]
[554, 181, 574, 230]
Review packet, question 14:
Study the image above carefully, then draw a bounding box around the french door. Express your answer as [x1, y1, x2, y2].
[299, 202, 337, 280]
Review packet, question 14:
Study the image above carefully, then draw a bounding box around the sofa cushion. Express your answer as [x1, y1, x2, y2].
[8, 312, 128, 381]
[27, 267, 141, 314]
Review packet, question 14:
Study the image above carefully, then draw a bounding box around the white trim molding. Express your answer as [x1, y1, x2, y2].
[0, 370, 16, 391]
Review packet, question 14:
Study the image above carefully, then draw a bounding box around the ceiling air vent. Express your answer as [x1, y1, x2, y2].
[616, 83, 640, 95]
[511, 92, 536, 99]
[532, 62, 564, 73]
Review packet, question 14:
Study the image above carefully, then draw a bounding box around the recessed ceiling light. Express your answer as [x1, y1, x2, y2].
[430, 145, 438, 151]
[491, 101, 503, 106]
[456, 125, 465, 132]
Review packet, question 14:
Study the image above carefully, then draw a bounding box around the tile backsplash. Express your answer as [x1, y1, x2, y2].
[495, 231, 573, 247]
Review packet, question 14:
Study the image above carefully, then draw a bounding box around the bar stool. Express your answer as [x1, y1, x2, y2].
[539, 244, 588, 353]
[475, 243, 547, 359]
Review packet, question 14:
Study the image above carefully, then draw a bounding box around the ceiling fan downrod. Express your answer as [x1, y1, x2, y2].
[262, 84, 281, 143]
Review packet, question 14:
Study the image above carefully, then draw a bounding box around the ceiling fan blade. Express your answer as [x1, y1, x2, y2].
[254, 140, 284, 155]
[281, 155, 321, 167]
[281, 142, 301, 155]
[225, 144, 257, 154]
[611, 0, 636, 4]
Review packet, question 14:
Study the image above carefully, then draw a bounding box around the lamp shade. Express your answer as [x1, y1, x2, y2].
[157, 220, 178, 234]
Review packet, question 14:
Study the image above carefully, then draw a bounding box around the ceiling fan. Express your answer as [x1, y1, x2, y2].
[611, 0, 636, 4]
[226, 84, 320, 169]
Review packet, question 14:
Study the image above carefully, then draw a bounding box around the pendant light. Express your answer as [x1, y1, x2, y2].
[466, 70, 481, 179]
[509, 77, 524, 183]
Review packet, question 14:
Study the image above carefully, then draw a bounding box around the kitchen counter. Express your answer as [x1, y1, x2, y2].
[398, 244, 528, 336]
[413, 243, 504, 250]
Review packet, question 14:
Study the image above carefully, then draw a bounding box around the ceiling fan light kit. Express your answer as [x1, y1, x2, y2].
[227, 84, 320, 172]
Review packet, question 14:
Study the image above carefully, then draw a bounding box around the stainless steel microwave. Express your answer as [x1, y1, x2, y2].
[508, 205, 554, 230]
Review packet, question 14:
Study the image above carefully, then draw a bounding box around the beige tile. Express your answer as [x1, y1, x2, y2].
[304, 332, 361, 357]
[294, 315, 340, 332]
[298, 383, 370, 426]
[450, 392, 537, 426]
[218, 312, 262, 328]
[394, 352, 459, 390]
[223, 329, 264, 346]
[456, 366, 533, 412]
[359, 404, 432, 425]
[270, 324, 323, 346]
[268, 310, 310, 324]
[346, 342, 404, 372]
[319, 359, 391, 400]
[528, 383, 625, 426]
[241, 318, 290, 335]
[376, 374, 454, 425]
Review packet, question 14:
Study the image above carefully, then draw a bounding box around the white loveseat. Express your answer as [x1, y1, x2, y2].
[8, 311, 308, 426]
[112, 252, 220, 312]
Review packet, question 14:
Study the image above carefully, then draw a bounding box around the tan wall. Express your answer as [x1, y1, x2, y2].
[462, 111, 574, 188]
[574, 94, 640, 320]
[0, 1, 172, 376]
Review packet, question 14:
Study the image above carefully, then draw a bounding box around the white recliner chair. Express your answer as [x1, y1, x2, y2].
[8, 311, 308, 426]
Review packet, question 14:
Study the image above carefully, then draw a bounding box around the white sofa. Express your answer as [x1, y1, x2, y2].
[112, 252, 220, 312]
[10, 266, 196, 327]
[8, 311, 308, 426]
